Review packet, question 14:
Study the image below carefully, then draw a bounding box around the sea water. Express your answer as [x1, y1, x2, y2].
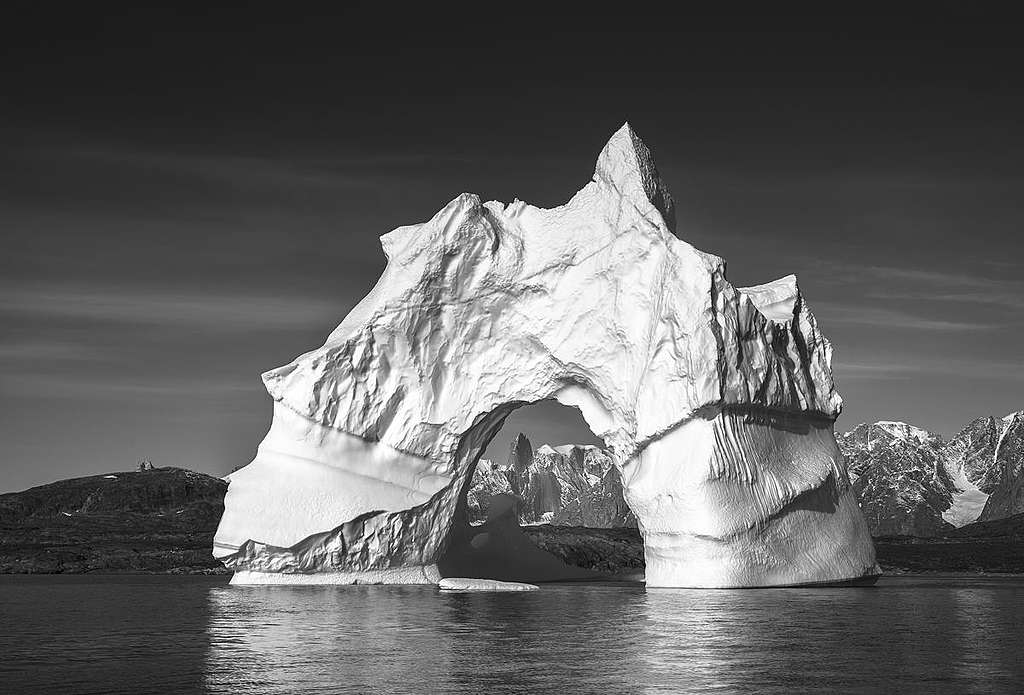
[1, 575, 1022, 694]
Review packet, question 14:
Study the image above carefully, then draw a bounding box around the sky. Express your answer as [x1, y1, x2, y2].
[1, 5, 1022, 491]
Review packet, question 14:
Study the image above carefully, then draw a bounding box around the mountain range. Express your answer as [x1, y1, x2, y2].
[838, 410, 1024, 536]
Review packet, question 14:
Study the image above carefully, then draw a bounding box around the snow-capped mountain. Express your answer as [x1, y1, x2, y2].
[838, 410, 1024, 536]
[837, 422, 954, 536]
[466, 433, 636, 528]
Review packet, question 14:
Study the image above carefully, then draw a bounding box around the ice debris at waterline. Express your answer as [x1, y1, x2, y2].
[438, 578, 539, 592]
[213, 123, 880, 588]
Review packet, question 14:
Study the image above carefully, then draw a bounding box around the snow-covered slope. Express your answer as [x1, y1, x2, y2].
[214, 123, 878, 587]
[972, 411, 1024, 521]
[943, 415, 1005, 525]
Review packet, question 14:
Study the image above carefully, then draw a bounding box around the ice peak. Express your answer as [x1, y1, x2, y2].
[740, 274, 800, 323]
[594, 122, 676, 233]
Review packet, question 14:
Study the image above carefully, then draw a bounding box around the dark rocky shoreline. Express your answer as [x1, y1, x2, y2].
[871, 512, 1024, 575]
[524, 520, 1024, 577]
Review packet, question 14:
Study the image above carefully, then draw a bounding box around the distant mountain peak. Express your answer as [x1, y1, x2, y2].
[873, 421, 938, 443]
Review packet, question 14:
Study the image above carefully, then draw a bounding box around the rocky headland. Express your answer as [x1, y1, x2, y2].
[0, 467, 227, 574]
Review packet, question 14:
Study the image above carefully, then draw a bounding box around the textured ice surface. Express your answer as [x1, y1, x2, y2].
[214, 123, 879, 587]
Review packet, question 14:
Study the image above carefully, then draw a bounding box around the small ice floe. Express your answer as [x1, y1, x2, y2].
[437, 578, 539, 592]
[103, 475, 118, 480]
[61, 512, 72, 517]
[175, 509, 185, 514]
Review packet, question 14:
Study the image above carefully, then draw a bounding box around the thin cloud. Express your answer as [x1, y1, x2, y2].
[0, 341, 106, 362]
[831, 362, 921, 381]
[0, 285, 346, 331]
[834, 356, 1024, 383]
[64, 146, 374, 193]
[981, 259, 1024, 271]
[7, 138, 480, 201]
[0, 372, 261, 401]
[813, 302, 990, 332]
[880, 290, 1024, 311]
[862, 266, 1024, 309]
[809, 261, 1024, 310]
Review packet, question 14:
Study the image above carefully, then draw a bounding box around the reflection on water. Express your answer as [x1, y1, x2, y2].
[951, 582, 1012, 685]
[2, 575, 1023, 694]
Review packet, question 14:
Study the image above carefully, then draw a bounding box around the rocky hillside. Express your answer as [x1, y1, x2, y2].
[0, 467, 227, 573]
[839, 411, 1024, 536]
[839, 422, 956, 537]
[467, 433, 636, 528]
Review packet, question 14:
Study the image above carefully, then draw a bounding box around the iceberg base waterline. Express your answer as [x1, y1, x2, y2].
[230, 566, 442, 586]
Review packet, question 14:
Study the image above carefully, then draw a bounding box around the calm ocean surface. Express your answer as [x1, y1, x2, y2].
[1, 574, 1022, 694]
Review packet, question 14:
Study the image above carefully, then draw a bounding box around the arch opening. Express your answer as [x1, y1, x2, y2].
[436, 400, 644, 583]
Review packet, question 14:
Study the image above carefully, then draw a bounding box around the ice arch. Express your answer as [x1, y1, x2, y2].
[214, 124, 880, 587]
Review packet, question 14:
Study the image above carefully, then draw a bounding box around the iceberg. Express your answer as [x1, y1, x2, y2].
[214, 123, 879, 587]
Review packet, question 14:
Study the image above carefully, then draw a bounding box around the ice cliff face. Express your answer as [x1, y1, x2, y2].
[214, 123, 878, 587]
[466, 434, 636, 528]
[838, 411, 1024, 535]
